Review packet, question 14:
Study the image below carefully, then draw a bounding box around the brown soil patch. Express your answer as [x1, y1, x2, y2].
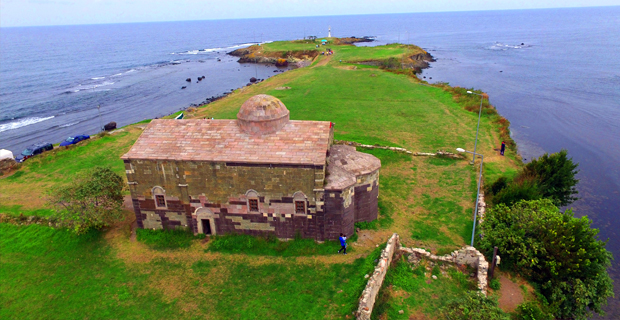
[312, 55, 331, 68]
[497, 272, 524, 312]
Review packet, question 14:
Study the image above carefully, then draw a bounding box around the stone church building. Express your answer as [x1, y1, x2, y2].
[121, 94, 380, 240]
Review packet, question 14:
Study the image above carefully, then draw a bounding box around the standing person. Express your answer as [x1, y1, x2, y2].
[338, 233, 347, 254]
[500, 141, 506, 156]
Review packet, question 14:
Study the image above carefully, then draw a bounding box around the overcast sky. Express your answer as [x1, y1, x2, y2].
[1, 0, 618, 27]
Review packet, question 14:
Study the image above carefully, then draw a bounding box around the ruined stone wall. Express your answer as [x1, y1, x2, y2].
[399, 246, 490, 294]
[356, 233, 400, 320]
[355, 235, 492, 320]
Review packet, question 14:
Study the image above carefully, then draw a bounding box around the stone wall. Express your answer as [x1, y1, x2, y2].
[125, 159, 324, 206]
[356, 233, 400, 320]
[399, 246, 490, 295]
[355, 235, 493, 320]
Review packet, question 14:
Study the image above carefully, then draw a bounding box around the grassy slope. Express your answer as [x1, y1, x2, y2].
[0, 41, 519, 319]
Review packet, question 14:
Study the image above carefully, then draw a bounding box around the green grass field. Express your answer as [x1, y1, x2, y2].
[0, 40, 520, 319]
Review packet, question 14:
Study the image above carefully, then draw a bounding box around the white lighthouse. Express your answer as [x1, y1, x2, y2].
[328, 26, 331, 38]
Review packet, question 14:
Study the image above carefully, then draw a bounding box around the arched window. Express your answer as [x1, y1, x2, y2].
[293, 191, 307, 214]
[152, 186, 166, 208]
[245, 190, 260, 213]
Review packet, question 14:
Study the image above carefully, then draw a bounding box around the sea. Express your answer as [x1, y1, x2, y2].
[1, 6, 619, 318]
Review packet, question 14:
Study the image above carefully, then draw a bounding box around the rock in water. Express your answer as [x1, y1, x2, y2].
[249, 77, 257, 83]
[186, 78, 191, 82]
[103, 122, 117, 131]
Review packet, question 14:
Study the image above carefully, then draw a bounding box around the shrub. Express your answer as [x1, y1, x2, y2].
[48, 166, 124, 234]
[486, 150, 579, 207]
[479, 200, 613, 320]
[491, 177, 541, 207]
[441, 291, 510, 320]
[522, 149, 579, 206]
[488, 278, 501, 290]
[515, 302, 553, 320]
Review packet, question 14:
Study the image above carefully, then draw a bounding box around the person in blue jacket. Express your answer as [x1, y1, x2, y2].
[338, 233, 347, 255]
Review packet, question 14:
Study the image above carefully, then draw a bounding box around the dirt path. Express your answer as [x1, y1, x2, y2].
[497, 272, 524, 312]
[312, 55, 332, 68]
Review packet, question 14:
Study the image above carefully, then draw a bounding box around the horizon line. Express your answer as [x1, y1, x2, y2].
[1, 5, 618, 29]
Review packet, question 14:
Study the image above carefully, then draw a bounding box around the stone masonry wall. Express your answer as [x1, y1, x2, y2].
[125, 159, 323, 206]
[356, 233, 400, 320]
[399, 246, 490, 295]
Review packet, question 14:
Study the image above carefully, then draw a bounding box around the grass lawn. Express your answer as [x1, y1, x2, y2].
[0, 40, 520, 319]
[0, 222, 382, 319]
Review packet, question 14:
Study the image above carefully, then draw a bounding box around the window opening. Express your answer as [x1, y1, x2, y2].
[249, 199, 259, 212]
[295, 201, 305, 214]
[155, 195, 166, 207]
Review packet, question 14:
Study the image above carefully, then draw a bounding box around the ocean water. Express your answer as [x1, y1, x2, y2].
[1, 6, 619, 317]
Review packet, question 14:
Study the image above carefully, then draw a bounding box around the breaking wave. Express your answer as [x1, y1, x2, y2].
[59, 121, 79, 128]
[0, 116, 55, 133]
[487, 42, 532, 50]
[65, 81, 115, 93]
[173, 41, 272, 55]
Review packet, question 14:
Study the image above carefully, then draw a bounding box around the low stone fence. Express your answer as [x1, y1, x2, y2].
[334, 140, 460, 158]
[399, 246, 490, 295]
[356, 233, 400, 320]
[0, 213, 60, 228]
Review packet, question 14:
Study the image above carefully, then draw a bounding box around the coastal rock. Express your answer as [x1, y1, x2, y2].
[186, 78, 191, 82]
[250, 77, 257, 83]
[181, 86, 186, 89]
[103, 122, 117, 131]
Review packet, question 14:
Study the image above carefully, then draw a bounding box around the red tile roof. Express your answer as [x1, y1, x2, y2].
[121, 119, 331, 166]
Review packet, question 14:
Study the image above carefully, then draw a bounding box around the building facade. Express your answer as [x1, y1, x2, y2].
[121, 94, 380, 240]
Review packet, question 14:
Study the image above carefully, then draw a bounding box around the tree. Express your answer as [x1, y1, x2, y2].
[522, 149, 579, 207]
[479, 200, 613, 320]
[486, 149, 579, 207]
[49, 166, 125, 234]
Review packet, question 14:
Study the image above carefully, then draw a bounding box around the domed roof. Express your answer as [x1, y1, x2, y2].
[237, 94, 290, 135]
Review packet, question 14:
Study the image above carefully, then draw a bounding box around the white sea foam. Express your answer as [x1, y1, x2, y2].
[70, 81, 115, 93]
[111, 69, 136, 77]
[174, 42, 271, 55]
[488, 42, 531, 50]
[59, 121, 79, 128]
[91, 77, 105, 80]
[0, 116, 55, 133]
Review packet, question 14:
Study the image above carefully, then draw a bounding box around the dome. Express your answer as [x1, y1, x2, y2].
[237, 94, 290, 135]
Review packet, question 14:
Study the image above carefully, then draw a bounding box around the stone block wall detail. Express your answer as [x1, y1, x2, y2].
[228, 215, 276, 231]
[356, 233, 400, 320]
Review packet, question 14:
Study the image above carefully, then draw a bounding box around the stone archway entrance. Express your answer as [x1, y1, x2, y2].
[194, 207, 217, 235]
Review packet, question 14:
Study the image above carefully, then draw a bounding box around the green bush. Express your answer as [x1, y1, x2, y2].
[136, 227, 198, 250]
[48, 166, 125, 234]
[486, 150, 579, 207]
[479, 200, 613, 320]
[441, 291, 510, 320]
[488, 278, 501, 290]
[515, 302, 553, 320]
[522, 149, 579, 206]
